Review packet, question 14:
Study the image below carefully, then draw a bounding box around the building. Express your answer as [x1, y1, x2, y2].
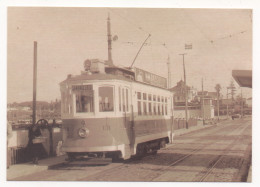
[201, 97, 215, 119]
[169, 80, 214, 119]
[169, 80, 197, 105]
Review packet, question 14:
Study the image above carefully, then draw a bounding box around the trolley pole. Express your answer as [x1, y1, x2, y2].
[179, 53, 188, 129]
[32, 41, 37, 126]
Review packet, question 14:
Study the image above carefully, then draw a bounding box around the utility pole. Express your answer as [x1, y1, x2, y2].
[226, 88, 229, 119]
[217, 91, 220, 122]
[107, 13, 113, 66]
[179, 53, 188, 129]
[32, 41, 37, 126]
[241, 89, 243, 118]
[215, 84, 221, 122]
[202, 78, 205, 125]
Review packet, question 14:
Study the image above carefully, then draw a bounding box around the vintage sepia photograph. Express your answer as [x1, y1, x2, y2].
[5, 5, 253, 182]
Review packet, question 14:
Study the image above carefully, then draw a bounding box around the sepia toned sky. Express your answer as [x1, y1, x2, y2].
[7, 7, 252, 103]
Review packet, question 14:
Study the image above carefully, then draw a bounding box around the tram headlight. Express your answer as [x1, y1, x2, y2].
[78, 127, 89, 138]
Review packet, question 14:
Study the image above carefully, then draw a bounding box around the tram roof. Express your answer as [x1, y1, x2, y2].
[60, 73, 133, 84]
[60, 72, 171, 91]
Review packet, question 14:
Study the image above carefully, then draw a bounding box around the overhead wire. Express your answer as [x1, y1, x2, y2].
[107, 8, 150, 35]
[107, 8, 251, 89]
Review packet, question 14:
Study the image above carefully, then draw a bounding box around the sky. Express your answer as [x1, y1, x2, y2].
[7, 7, 252, 103]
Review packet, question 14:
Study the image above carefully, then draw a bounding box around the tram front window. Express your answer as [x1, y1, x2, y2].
[99, 86, 114, 112]
[76, 94, 94, 113]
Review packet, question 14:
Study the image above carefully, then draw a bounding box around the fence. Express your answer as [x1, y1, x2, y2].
[8, 123, 62, 165]
[173, 118, 198, 130]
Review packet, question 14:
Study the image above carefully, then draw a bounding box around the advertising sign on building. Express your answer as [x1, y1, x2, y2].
[134, 67, 167, 89]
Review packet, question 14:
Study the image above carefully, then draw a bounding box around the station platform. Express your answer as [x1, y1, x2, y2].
[7, 155, 67, 180]
[6, 120, 226, 181]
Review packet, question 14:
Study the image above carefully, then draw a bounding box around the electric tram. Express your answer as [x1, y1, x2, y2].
[60, 60, 174, 160]
[60, 15, 174, 161]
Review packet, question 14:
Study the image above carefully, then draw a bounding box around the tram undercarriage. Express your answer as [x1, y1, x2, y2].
[66, 137, 169, 162]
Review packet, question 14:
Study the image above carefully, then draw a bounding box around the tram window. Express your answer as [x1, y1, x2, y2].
[148, 102, 152, 115]
[122, 88, 125, 112]
[69, 104, 72, 114]
[162, 103, 164, 115]
[153, 95, 156, 101]
[119, 87, 121, 112]
[143, 101, 147, 115]
[126, 89, 129, 112]
[153, 103, 157, 115]
[165, 97, 167, 103]
[76, 94, 94, 113]
[138, 101, 142, 115]
[143, 93, 147, 100]
[148, 94, 152, 101]
[158, 103, 161, 115]
[157, 96, 160, 102]
[99, 86, 114, 112]
[137, 92, 141, 100]
[165, 105, 168, 115]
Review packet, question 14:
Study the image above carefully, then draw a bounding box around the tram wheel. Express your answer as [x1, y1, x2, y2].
[160, 139, 166, 148]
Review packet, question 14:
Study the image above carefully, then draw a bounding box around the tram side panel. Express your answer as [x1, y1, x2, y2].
[62, 117, 131, 158]
[129, 83, 173, 155]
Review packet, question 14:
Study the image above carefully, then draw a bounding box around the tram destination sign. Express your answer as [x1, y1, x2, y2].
[134, 68, 167, 89]
[72, 85, 93, 96]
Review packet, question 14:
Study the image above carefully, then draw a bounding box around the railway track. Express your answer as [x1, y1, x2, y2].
[198, 125, 250, 182]
[150, 120, 251, 181]
[49, 119, 251, 182]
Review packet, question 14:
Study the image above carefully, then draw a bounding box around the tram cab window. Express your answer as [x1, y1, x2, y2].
[99, 86, 114, 112]
[73, 85, 94, 113]
[75, 94, 94, 113]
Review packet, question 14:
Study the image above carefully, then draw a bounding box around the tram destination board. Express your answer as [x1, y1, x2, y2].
[134, 67, 167, 89]
[72, 85, 93, 96]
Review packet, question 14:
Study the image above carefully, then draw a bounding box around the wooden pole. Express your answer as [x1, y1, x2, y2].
[32, 41, 37, 126]
[202, 78, 205, 125]
[179, 53, 188, 129]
